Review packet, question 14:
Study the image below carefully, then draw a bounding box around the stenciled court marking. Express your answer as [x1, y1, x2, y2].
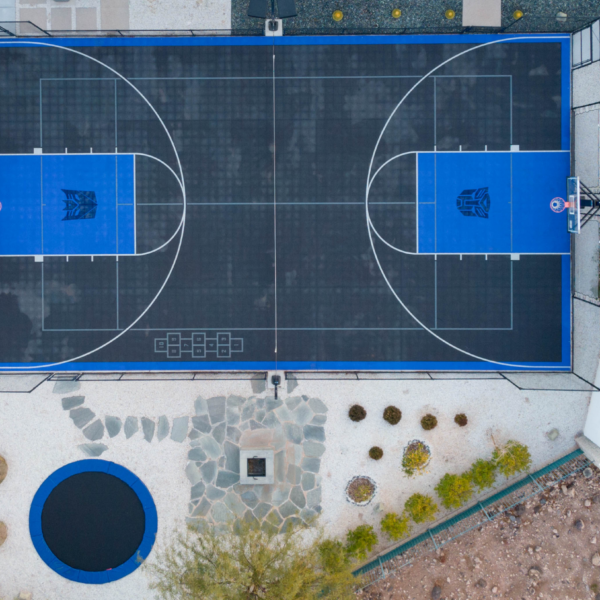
[0, 40, 187, 370]
[366, 36, 569, 370]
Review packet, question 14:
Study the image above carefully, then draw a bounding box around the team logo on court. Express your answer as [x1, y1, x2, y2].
[61, 189, 98, 221]
[456, 187, 491, 219]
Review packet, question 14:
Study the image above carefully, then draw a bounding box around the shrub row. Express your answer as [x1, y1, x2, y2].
[350, 405, 467, 430]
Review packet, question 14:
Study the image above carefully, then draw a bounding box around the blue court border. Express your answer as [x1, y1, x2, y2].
[29, 459, 157, 584]
[0, 34, 571, 371]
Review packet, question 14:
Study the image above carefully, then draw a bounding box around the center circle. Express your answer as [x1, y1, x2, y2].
[41, 472, 145, 571]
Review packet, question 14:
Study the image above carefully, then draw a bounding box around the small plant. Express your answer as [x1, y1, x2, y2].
[383, 406, 402, 425]
[381, 512, 411, 541]
[402, 441, 431, 477]
[346, 476, 376, 504]
[492, 440, 532, 478]
[405, 493, 438, 524]
[467, 459, 497, 491]
[454, 413, 468, 427]
[421, 413, 438, 430]
[346, 525, 378, 559]
[369, 446, 383, 460]
[435, 473, 474, 509]
[349, 404, 367, 422]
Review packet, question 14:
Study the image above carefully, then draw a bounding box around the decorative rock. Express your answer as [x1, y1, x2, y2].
[250, 420, 266, 430]
[171, 416, 189, 442]
[308, 398, 327, 413]
[475, 579, 487, 588]
[207, 396, 226, 424]
[528, 566, 542, 580]
[53, 380, 80, 394]
[191, 482, 206, 500]
[141, 418, 155, 442]
[191, 498, 211, 518]
[254, 502, 271, 520]
[211, 502, 234, 523]
[194, 397, 207, 415]
[303, 425, 325, 442]
[307, 487, 322, 508]
[212, 422, 226, 444]
[157, 416, 169, 441]
[83, 420, 105, 441]
[492, 587, 498, 593]
[206, 485, 226, 501]
[0, 521, 7, 546]
[301, 472, 315, 491]
[279, 500, 299, 518]
[303, 441, 326, 458]
[105, 416, 122, 438]
[293, 403, 313, 426]
[290, 486, 306, 509]
[284, 423, 303, 444]
[241, 491, 260, 509]
[186, 462, 203, 485]
[215, 470, 239, 489]
[586, 499, 592, 507]
[301, 457, 321, 473]
[593, 552, 600, 566]
[70, 407, 95, 429]
[575, 519, 584, 531]
[17, 593, 32, 600]
[188, 447, 208, 461]
[431, 585, 442, 600]
[547, 428, 559, 441]
[78, 443, 108, 457]
[199, 436, 222, 459]
[226, 407, 240, 426]
[192, 415, 211, 434]
[0, 456, 7, 484]
[226, 426, 242, 444]
[224, 441, 240, 473]
[62, 396, 84, 410]
[224, 492, 246, 517]
[200, 461, 217, 484]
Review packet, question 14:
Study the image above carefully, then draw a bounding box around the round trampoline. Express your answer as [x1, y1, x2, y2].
[29, 459, 157, 584]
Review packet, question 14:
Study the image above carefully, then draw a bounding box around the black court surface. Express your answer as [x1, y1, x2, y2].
[0, 35, 572, 371]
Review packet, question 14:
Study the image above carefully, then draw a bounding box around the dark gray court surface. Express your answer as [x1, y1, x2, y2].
[0, 36, 571, 370]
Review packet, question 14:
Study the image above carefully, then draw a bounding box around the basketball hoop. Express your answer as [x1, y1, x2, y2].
[550, 197, 566, 213]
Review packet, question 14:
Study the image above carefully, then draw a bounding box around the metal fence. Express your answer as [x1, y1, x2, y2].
[353, 448, 591, 588]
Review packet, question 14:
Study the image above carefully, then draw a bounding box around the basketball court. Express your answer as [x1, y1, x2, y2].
[0, 34, 572, 370]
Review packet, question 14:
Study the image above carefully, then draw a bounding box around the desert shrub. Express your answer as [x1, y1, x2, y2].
[383, 406, 402, 425]
[404, 493, 438, 524]
[346, 525, 378, 560]
[435, 473, 474, 509]
[318, 539, 352, 574]
[492, 440, 532, 478]
[369, 446, 383, 460]
[402, 441, 431, 477]
[349, 404, 367, 422]
[380, 512, 411, 541]
[454, 413, 468, 427]
[346, 477, 376, 504]
[467, 459, 497, 491]
[421, 414, 438, 430]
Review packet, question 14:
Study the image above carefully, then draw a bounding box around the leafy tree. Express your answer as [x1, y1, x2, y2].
[148, 519, 358, 600]
[380, 512, 412, 541]
[435, 473, 473, 510]
[345, 525, 378, 560]
[466, 459, 497, 491]
[492, 440, 532, 478]
[404, 493, 438, 524]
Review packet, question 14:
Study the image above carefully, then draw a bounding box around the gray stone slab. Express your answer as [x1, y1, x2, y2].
[286, 464, 302, 485]
[241, 490, 259, 509]
[284, 423, 303, 444]
[310, 414, 327, 426]
[301, 458, 321, 473]
[211, 502, 234, 523]
[285, 396, 301, 411]
[253, 502, 271, 520]
[170, 416, 189, 442]
[206, 484, 226, 501]
[250, 420, 266, 430]
[290, 485, 306, 509]
[266, 397, 282, 412]
[272, 483, 291, 506]
[300, 507, 318, 522]
[105, 416, 122, 438]
[251, 376, 266, 394]
[212, 422, 226, 445]
[78, 443, 108, 457]
[82, 419, 104, 441]
[215, 470, 239, 489]
[53, 381, 80, 394]
[70, 407, 95, 429]
[293, 403, 313, 426]
[274, 450, 285, 483]
[141, 418, 155, 442]
[574, 219, 599, 297]
[190, 481, 206, 500]
[301, 472, 315, 491]
[224, 441, 240, 473]
[308, 398, 327, 414]
[207, 396, 226, 424]
[241, 403, 255, 422]
[266, 509, 283, 527]
[281, 516, 303, 533]
[189, 429, 201, 440]
[200, 461, 217, 484]
[157, 415, 170, 441]
[275, 405, 294, 423]
[226, 426, 242, 444]
[192, 415, 211, 434]
[226, 407, 240, 426]
[279, 500, 299, 519]
[194, 397, 207, 415]
[62, 396, 84, 410]
[303, 425, 325, 442]
[227, 395, 244, 408]
[307, 487, 322, 508]
[191, 497, 211, 518]
[224, 492, 246, 517]
[262, 411, 280, 429]
[199, 435, 222, 459]
[303, 441, 326, 458]
[243, 509, 259, 527]
[259, 484, 273, 503]
[188, 447, 207, 461]
[186, 462, 203, 485]
[255, 409, 266, 423]
[124, 416, 138, 439]
[287, 374, 298, 393]
[261, 520, 279, 535]
[239, 421, 250, 432]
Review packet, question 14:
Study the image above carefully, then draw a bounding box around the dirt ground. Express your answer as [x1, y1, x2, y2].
[358, 466, 600, 600]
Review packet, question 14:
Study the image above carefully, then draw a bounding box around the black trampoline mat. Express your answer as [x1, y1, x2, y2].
[41, 472, 145, 571]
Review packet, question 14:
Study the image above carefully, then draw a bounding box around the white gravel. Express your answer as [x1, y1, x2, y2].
[130, 0, 230, 32]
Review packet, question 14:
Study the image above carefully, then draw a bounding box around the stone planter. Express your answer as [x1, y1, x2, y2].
[345, 475, 377, 506]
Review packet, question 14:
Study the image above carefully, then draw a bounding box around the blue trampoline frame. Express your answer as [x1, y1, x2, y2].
[29, 459, 158, 584]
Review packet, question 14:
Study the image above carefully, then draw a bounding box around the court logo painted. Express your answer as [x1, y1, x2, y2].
[61, 189, 98, 221]
[456, 187, 490, 219]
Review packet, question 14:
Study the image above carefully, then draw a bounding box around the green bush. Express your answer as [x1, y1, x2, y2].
[346, 525, 378, 560]
[318, 539, 352, 574]
[421, 414, 438, 430]
[383, 406, 402, 425]
[404, 493, 438, 524]
[492, 440, 532, 478]
[369, 446, 383, 460]
[435, 473, 473, 509]
[349, 405, 367, 422]
[467, 459, 497, 491]
[380, 512, 412, 541]
[454, 413, 468, 427]
[402, 441, 430, 477]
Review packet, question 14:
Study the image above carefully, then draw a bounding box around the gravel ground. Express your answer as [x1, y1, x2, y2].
[231, 0, 600, 34]
[358, 466, 600, 600]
